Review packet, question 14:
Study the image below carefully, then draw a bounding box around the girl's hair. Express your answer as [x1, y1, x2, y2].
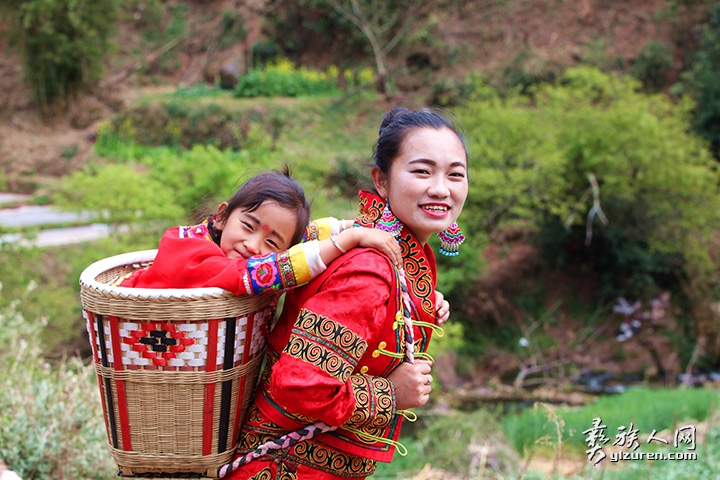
[372, 107, 468, 175]
[217, 166, 310, 246]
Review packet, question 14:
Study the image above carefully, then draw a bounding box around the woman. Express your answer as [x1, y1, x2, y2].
[224, 107, 469, 479]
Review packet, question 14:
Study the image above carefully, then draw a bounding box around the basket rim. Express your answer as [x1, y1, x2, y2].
[79, 249, 236, 300]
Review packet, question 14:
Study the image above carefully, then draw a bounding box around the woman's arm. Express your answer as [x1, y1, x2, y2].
[308, 217, 402, 267]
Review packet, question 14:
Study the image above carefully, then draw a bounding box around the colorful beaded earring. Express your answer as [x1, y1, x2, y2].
[377, 202, 403, 240]
[438, 223, 465, 256]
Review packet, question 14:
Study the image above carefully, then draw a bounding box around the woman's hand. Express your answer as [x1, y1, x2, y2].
[387, 360, 433, 410]
[435, 290, 450, 326]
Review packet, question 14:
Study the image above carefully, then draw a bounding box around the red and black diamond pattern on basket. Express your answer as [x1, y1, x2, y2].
[122, 322, 196, 368]
[86, 313, 270, 371]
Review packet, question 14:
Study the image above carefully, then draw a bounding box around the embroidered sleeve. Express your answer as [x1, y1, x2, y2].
[304, 217, 340, 242]
[284, 311, 395, 430]
[284, 308, 367, 382]
[245, 241, 326, 293]
[345, 374, 395, 430]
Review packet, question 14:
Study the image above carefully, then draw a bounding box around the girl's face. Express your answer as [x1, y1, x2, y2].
[215, 200, 297, 258]
[372, 127, 468, 245]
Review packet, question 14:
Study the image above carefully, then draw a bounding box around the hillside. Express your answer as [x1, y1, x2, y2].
[0, 0, 713, 192]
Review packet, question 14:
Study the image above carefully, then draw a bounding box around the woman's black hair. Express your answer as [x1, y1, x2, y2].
[214, 165, 310, 246]
[372, 107, 468, 175]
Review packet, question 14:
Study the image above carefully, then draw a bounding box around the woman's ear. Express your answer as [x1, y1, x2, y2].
[214, 202, 229, 230]
[371, 166, 388, 198]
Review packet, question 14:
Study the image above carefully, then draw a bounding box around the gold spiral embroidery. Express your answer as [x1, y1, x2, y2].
[248, 467, 274, 480]
[285, 309, 367, 381]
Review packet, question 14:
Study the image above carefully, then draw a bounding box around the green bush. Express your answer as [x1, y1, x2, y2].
[13, 0, 116, 109]
[0, 298, 116, 479]
[428, 72, 499, 107]
[685, 4, 720, 160]
[457, 66, 720, 302]
[98, 97, 298, 151]
[630, 40, 674, 92]
[500, 48, 559, 95]
[56, 163, 184, 225]
[90, 134, 282, 216]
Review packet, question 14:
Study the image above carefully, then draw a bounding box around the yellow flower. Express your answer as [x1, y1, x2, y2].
[358, 67, 375, 86]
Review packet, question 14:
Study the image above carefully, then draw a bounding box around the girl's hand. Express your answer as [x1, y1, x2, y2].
[340, 228, 402, 268]
[387, 360, 433, 410]
[435, 290, 450, 326]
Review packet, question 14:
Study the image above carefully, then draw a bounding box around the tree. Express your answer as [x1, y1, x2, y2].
[457, 67, 720, 361]
[685, 4, 720, 160]
[322, 0, 430, 97]
[11, 0, 116, 112]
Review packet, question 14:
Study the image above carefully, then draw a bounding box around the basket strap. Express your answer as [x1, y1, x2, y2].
[232, 309, 257, 447]
[89, 312, 119, 449]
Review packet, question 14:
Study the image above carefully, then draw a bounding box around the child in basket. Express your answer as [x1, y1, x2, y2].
[118, 167, 402, 293]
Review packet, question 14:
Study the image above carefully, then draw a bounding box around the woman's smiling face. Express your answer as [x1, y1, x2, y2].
[372, 126, 468, 245]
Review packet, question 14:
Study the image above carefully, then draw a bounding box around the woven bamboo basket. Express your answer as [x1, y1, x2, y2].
[79, 250, 275, 478]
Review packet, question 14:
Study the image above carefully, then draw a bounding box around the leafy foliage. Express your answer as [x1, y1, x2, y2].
[0, 299, 116, 479]
[684, 4, 720, 160]
[500, 48, 559, 95]
[457, 66, 720, 300]
[12, 0, 116, 109]
[57, 163, 184, 225]
[428, 72, 499, 107]
[630, 40, 674, 93]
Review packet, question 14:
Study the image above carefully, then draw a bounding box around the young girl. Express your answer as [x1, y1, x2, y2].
[118, 168, 402, 293]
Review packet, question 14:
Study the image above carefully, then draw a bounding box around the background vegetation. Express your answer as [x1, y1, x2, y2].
[2, 0, 720, 479]
[8, 0, 117, 112]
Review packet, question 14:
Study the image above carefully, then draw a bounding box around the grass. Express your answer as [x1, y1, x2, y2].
[501, 387, 720, 454]
[374, 390, 720, 479]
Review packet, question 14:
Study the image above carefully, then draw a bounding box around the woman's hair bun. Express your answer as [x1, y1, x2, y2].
[379, 107, 411, 136]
